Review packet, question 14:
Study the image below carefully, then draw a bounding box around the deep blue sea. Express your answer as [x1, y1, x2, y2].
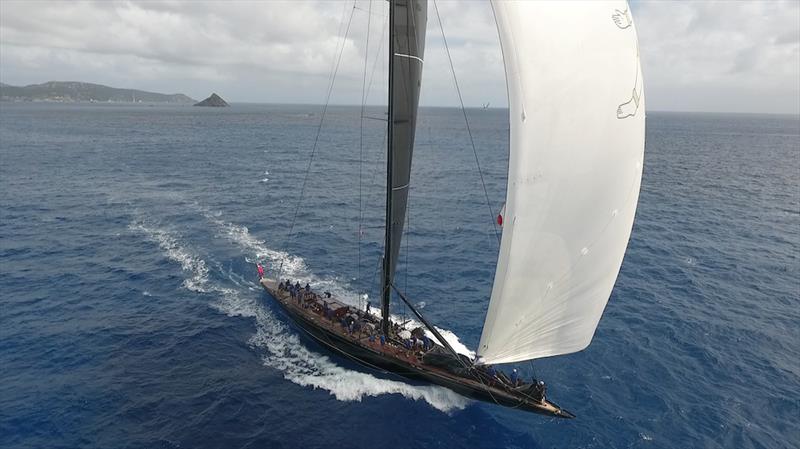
[1, 102, 798, 449]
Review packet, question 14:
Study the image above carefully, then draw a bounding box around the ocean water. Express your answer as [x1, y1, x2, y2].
[1, 102, 798, 449]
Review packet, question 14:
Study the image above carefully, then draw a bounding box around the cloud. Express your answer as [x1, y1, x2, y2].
[0, 0, 798, 113]
[1, 1, 344, 70]
[634, 0, 800, 113]
[0, 1, 370, 102]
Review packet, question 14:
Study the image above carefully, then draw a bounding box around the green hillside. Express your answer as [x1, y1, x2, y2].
[0, 81, 196, 103]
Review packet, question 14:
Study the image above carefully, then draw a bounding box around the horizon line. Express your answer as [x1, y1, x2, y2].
[2, 80, 798, 117]
[2, 99, 798, 117]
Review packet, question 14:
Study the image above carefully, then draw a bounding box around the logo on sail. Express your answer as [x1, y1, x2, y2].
[613, 7, 642, 119]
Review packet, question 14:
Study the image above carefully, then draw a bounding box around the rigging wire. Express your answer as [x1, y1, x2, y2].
[431, 1, 526, 374]
[353, 4, 385, 17]
[358, 0, 374, 308]
[432, 0, 500, 244]
[279, 2, 358, 277]
[270, 2, 550, 410]
[365, 6, 388, 106]
[404, 180, 409, 299]
[402, 187, 409, 322]
[363, 3, 389, 205]
[357, 2, 389, 311]
[360, 1, 390, 309]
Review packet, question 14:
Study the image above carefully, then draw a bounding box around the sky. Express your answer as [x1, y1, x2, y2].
[1, 0, 798, 114]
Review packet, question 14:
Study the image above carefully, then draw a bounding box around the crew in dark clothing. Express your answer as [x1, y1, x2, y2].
[304, 283, 310, 293]
[485, 365, 497, 385]
[535, 380, 546, 400]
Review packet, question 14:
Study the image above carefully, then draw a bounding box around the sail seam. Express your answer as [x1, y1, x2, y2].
[394, 53, 424, 63]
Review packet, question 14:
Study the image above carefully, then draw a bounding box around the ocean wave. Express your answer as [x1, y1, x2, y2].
[129, 219, 209, 293]
[235, 291, 469, 413]
[132, 214, 470, 413]
[201, 209, 477, 358]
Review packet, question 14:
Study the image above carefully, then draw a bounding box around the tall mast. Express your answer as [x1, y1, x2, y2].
[380, 0, 426, 336]
[381, 0, 396, 337]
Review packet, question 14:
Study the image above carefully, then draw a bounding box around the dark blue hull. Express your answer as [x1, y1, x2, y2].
[260, 279, 573, 418]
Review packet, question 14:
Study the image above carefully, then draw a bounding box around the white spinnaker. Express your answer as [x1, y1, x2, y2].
[477, 1, 645, 364]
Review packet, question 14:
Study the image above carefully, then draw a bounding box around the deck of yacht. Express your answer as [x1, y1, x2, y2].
[259, 278, 431, 368]
[257, 276, 573, 419]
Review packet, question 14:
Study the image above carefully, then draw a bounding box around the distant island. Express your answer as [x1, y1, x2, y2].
[194, 93, 229, 107]
[0, 81, 196, 104]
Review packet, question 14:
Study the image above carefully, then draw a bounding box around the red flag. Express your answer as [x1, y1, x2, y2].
[497, 202, 506, 227]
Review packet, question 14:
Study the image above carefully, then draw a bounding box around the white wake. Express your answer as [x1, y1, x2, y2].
[202, 209, 477, 358]
[132, 214, 471, 413]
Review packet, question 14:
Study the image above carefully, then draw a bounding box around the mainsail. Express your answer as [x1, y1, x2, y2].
[477, 1, 646, 364]
[381, 0, 427, 331]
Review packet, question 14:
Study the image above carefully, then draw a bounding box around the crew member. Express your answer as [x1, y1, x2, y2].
[536, 380, 546, 400]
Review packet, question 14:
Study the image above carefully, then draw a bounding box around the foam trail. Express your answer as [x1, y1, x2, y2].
[202, 209, 360, 303]
[132, 215, 470, 413]
[129, 220, 209, 293]
[200, 209, 477, 357]
[225, 290, 469, 412]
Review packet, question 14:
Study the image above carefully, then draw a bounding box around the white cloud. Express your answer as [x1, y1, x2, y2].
[1, 0, 798, 113]
[634, 0, 800, 113]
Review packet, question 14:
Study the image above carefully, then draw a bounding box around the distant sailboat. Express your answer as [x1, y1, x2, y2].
[261, 0, 644, 418]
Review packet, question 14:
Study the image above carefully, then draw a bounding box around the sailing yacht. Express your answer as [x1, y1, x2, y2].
[261, 0, 645, 418]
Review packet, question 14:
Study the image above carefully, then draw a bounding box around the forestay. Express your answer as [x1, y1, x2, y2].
[477, 1, 646, 364]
